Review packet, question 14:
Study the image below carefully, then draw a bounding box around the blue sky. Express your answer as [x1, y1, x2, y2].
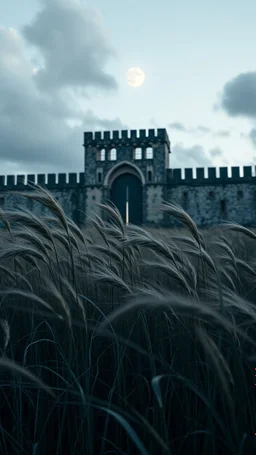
[1, 0, 256, 176]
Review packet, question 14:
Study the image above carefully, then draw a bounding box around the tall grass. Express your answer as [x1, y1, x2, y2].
[0, 186, 255, 454]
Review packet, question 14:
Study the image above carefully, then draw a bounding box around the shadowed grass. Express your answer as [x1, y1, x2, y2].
[0, 187, 254, 454]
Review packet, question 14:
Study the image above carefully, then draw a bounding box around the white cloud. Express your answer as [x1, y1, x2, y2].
[170, 143, 214, 169]
[22, 0, 117, 93]
[0, 1, 124, 174]
[168, 122, 230, 137]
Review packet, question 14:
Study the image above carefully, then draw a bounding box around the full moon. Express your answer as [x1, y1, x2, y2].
[127, 67, 145, 88]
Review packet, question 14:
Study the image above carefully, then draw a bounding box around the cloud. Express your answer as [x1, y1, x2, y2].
[168, 122, 230, 138]
[168, 122, 210, 134]
[171, 143, 213, 169]
[168, 122, 187, 132]
[22, 0, 117, 93]
[248, 128, 256, 147]
[82, 110, 128, 131]
[0, 1, 122, 174]
[197, 125, 211, 134]
[209, 147, 223, 157]
[213, 130, 230, 138]
[219, 72, 256, 118]
[149, 118, 159, 127]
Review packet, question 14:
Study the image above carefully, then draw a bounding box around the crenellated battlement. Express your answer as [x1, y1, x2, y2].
[1, 166, 255, 191]
[167, 166, 255, 185]
[0, 172, 85, 190]
[83, 128, 170, 147]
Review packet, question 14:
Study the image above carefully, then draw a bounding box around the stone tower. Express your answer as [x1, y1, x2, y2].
[83, 128, 171, 225]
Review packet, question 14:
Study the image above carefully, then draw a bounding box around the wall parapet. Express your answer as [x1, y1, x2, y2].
[0, 173, 85, 190]
[83, 128, 170, 147]
[167, 166, 255, 185]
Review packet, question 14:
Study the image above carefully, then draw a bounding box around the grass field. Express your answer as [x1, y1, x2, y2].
[0, 186, 255, 454]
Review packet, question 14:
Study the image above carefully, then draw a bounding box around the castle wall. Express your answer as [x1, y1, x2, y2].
[1, 170, 256, 228]
[3, 188, 85, 223]
[85, 187, 103, 220]
[146, 185, 164, 223]
[1, 130, 256, 229]
[0, 173, 85, 225]
[166, 166, 256, 227]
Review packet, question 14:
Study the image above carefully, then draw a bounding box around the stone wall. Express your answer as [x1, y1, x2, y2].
[1, 173, 256, 228]
[166, 182, 256, 227]
[85, 187, 103, 221]
[166, 166, 256, 227]
[1, 188, 85, 225]
[146, 185, 164, 223]
[0, 173, 86, 224]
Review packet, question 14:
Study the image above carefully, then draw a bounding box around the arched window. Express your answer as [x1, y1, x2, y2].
[237, 190, 243, 199]
[98, 172, 102, 183]
[109, 148, 117, 161]
[148, 170, 152, 181]
[146, 147, 153, 159]
[134, 147, 142, 160]
[97, 148, 106, 161]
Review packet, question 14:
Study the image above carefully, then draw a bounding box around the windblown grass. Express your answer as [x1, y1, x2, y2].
[0, 186, 255, 454]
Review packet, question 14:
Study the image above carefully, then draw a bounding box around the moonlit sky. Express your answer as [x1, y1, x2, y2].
[1, 0, 256, 176]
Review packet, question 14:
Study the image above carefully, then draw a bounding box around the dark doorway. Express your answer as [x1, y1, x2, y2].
[110, 172, 143, 225]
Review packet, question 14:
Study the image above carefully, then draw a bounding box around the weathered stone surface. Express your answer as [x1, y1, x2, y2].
[85, 187, 102, 221]
[167, 183, 256, 227]
[146, 186, 164, 223]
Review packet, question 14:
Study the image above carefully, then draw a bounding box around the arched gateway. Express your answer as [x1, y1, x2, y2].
[110, 172, 143, 225]
[105, 162, 144, 225]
